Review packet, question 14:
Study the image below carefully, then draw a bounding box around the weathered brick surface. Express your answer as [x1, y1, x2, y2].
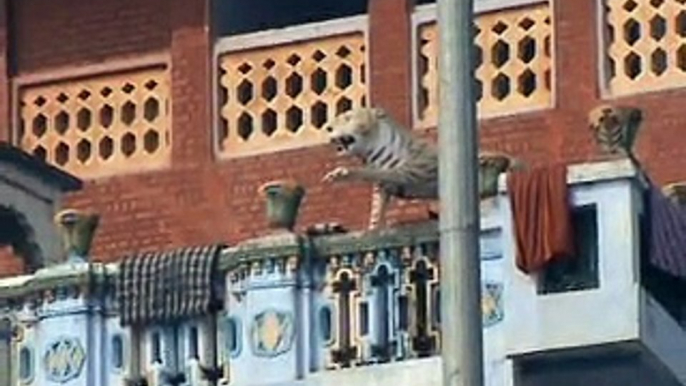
[368, 0, 414, 127]
[3, 0, 686, 268]
[11, 0, 170, 74]
[0, 246, 24, 278]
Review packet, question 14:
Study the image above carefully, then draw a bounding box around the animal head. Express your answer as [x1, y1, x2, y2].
[587, 104, 643, 155]
[326, 107, 388, 157]
[588, 104, 622, 134]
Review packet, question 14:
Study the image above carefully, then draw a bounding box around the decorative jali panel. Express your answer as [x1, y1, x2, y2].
[17, 66, 171, 179]
[416, 3, 553, 128]
[604, 0, 686, 96]
[217, 32, 367, 157]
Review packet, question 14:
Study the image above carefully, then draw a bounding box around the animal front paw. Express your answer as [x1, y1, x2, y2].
[322, 167, 350, 183]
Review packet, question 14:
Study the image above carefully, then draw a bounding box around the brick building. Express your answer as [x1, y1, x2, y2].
[1, 0, 685, 274]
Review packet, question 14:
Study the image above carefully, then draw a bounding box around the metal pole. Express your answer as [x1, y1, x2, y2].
[436, 0, 484, 385]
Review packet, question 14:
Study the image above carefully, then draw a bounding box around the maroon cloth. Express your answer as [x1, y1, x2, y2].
[507, 164, 575, 273]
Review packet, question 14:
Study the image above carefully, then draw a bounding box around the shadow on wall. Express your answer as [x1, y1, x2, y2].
[0, 205, 43, 274]
[212, 0, 369, 36]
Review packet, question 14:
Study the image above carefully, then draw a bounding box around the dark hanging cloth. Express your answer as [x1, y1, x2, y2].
[116, 244, 225, 326]
[644, 182, 686, 279]
[507, 163, 575, 274]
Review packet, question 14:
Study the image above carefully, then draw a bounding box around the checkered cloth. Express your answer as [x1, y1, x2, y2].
[116, 244, 225, 326]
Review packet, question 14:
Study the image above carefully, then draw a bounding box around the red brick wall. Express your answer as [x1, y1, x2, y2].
[10, 0, 170, 74]
[4, 0, 686, 269]
[0, 246, 24, 278]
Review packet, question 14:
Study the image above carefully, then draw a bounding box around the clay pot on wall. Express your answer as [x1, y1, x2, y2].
[53, 209, 100, 263]
[259, 180, 306, 231]
[479, 153, 515, 199]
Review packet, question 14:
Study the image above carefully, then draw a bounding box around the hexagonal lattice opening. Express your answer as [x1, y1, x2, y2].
[650, 0, 664, 7]
[419, 53, 429, 76]
[544, 36, 551, 57]
[237, 80, 254, 105]
[650, 15, 667, 41]
[491, 73, 511, 101]
[285, 73, 303, 98]
[519, 17, 535, 31]
[261, 109, 278, 137]
[677, 45, 686, 71]
[335, 65, 353, 89]
[77, 90, 91, 101]
[678, 11, 686, 37]
[517, 70, 537, 97]
[287, 54, 302, 66]
[475, 78, 483, 102]
[33, 146, 47, 161]
[312, 50, 326, 62]
[145, 80, 158, 91]
[262, 59, 276, 70]
[99, 137, 114, 160]
[624, 52, 642, 79]
[651, 48, 668, 75]
[76, 139, 91, 163]
[121, 133, 136, 157]
[492, 21, 508, 34]
[54, 111, 70, 135]
[121, 101, 136, 126]
[473, 25, 482, 38]
[122, 83, 136, 94]
[336, 97, 353, 115]
[623, 0, 638, 12]
[311, 102, 328, 129]
[57, 93, 69, 104]
[311, 68, 327, 95]
[238, 63, 253, 74]
[285, 106, 303, 133]
[623, 19, 641, 45]
[144, 98, 160, 122]
[491, 40, 510, 68]
[518, 37, 536, 64]
[219, 118, 229, 145]
[100, 87, 113, 98]
[32, 114, 47, 137]
[55, 142, 69, 166]
[144, 130, 160, 153]
[237, 113, 254, 140]
[77, 108, 92, 131]
[261, 77, 278, 101]
[474, 45, 483, 68]
[336, 46, 351, 58]
[100, 105, 114, 128]
[33, 96, 46, 107]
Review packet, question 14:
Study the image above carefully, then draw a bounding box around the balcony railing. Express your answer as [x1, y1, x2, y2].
[15, 59, 172, 179]
[215, 16, 368, 158]
[603, 0, 686, 96]
[413, 0, 554, 128]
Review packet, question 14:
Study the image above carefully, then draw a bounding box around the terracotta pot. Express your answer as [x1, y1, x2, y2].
[259, 180, 305, 231]
[53, 209, 100, 262]
[478, 153, 513, 199]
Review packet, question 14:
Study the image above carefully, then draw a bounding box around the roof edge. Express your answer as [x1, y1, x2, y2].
[0, 142, 82, 192]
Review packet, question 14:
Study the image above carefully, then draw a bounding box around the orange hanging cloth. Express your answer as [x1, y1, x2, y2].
[507, 163, 575, 274]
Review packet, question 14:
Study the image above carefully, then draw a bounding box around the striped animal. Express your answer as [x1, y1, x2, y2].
[323, 107, 438, 230]
[323, 108, 519, 229]
[588, 104, 643, 164]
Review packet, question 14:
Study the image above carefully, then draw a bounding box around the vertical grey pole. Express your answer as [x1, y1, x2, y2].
[436, 0, 484, 385]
